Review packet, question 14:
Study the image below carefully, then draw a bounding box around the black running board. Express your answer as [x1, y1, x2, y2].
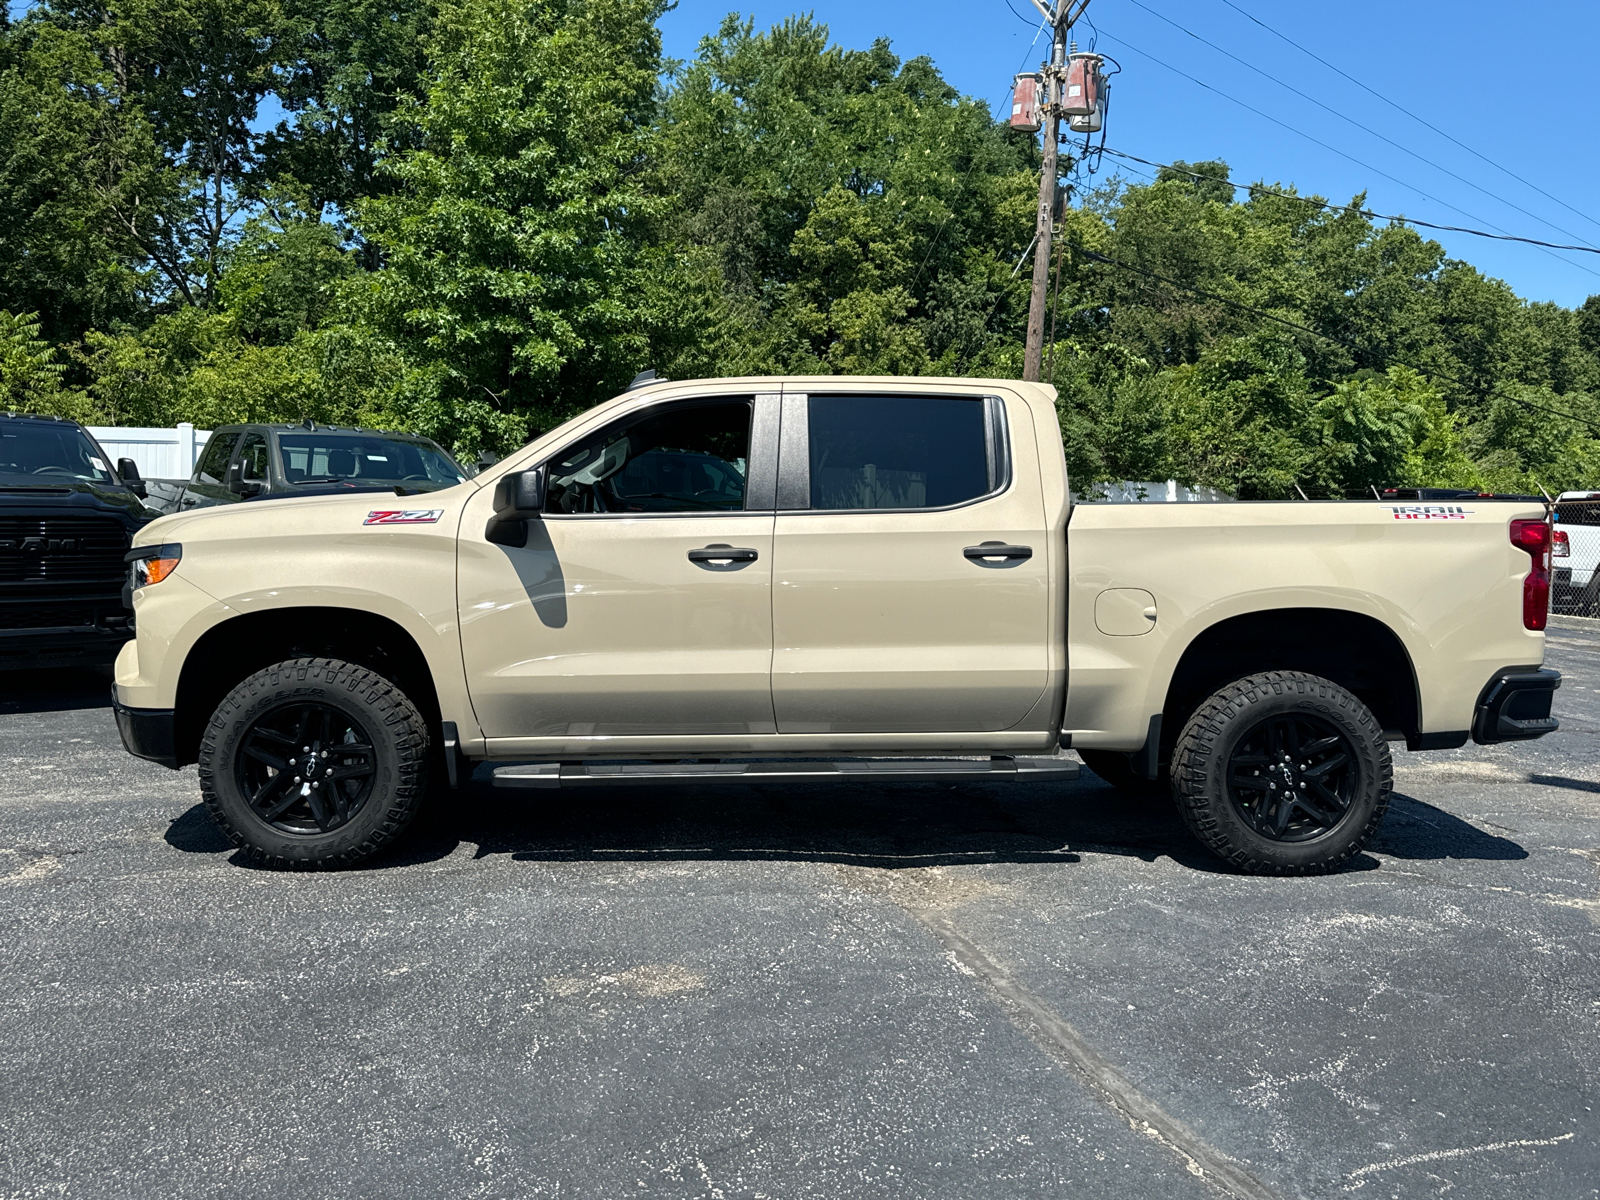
[491, 754, 1080, 790]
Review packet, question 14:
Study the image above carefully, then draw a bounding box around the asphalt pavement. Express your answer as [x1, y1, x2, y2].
[2, 629, 1598, 1199]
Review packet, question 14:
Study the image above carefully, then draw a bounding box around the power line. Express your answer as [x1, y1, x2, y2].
[1098, 147, 1600, 256]
[1063, 240, 1600, 434]
[1092, 28, 1600, 283]
[1124, 0, 1600, 253]
[1213, 0, 1600, 240]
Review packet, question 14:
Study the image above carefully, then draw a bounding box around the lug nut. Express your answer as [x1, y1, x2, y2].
[293, 776, 301, 783]
[325, 768, 333, 776]
[311, 782, 319, 790]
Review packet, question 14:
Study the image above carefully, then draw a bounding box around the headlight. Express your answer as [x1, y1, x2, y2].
[126, 543, 182, 589]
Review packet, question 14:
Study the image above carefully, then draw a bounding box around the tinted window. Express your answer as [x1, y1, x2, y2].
[196, 432, 240, 484]
[807, 395, 990, 510]
[277, 434, 465, 487]
[238, 434, 269, 482]
[0, 423, 115, 482]
[546, 401, 751, 514]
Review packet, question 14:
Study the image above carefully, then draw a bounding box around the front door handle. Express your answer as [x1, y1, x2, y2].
[964, 543, 1033, 563]
[688, 544, 759, 564]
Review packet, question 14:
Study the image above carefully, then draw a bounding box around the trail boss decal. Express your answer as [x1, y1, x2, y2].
[364, 509, 444, 526]
[1390, 505, 1473, 521]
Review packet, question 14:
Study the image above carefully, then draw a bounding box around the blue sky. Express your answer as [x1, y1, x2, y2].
[661, 0, 1600, 308]
[11, 0, 1596, 306]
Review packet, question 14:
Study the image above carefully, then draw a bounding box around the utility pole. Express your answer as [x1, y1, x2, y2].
[1023, 0, 1093, 383]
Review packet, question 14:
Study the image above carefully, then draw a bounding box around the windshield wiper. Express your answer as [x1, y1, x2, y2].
[293, 475, 350, 483]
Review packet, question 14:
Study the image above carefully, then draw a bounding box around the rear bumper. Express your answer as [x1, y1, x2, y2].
[1472, 668, 1561, 745]
[111, 687, 179, 769]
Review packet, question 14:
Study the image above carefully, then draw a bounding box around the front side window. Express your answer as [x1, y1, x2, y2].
[237, 434, 269, 483]
[0, 423, 115, 483]
[196, 432, 240, 485]
[807, 395, 991, 510]
[545, 401, 751, 514]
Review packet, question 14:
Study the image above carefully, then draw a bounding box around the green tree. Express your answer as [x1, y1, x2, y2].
[353, 0, 672, 452]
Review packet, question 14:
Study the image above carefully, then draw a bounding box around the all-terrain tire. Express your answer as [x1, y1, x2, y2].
[1078, 749, 1170, 798]
[198, 657, 430, 869]
[1170, 671, 1391, 875]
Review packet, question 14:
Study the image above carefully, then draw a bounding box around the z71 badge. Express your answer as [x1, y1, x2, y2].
[1389, 505, 1472, 520]
[364, 509, 444, 526]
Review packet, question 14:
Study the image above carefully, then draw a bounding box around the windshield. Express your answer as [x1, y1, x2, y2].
[0, 423, 115, 483]
[277, 434, 466, 489]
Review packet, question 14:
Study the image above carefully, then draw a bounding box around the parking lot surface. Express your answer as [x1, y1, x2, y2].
[3, 629, 1599, 1200]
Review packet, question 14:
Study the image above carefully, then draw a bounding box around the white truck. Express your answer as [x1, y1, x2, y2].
[109, 376, 1560, 874]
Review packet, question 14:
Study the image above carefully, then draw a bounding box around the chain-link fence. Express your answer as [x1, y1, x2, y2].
[1553, 495, 1600, 617]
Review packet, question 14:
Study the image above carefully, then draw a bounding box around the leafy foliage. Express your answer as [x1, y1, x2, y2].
[2, 4, 1598, 487]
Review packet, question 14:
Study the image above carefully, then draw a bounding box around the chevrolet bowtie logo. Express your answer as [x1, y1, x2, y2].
[0, 538, 82, 552]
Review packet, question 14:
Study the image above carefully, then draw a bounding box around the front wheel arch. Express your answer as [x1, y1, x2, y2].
[173, 608, 442, 768]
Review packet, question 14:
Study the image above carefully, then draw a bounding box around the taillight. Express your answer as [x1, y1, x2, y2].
[1553, 529, 1570, 558]
[1510, 518, 1552, 631]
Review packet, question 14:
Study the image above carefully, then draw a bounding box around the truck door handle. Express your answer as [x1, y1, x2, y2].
[688, 545, 759, 565]
[964, 543, 1032, 562]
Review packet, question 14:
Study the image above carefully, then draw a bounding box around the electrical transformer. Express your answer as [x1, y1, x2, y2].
[1062, 50, 1104, 117]
[1010, 73, 1043, 133]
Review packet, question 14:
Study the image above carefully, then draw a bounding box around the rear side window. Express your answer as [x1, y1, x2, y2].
[196, 432, 240, 484]
[807, 395, 992, 510]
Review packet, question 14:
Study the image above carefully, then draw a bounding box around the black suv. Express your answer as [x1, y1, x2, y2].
[0, 413, 159, 669]
[146, 421, 468, 513]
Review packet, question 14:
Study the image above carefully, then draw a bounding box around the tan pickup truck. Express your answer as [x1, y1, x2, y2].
[111, 375, 1561, 874]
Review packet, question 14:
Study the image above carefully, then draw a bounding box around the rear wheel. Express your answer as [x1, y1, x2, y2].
[1170, 671, 1391, 875]
[197, 657, 429, 869]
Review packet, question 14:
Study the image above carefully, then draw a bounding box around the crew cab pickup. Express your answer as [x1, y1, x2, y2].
[110, 376, 1560, 873]
[142, 421, 469, 515]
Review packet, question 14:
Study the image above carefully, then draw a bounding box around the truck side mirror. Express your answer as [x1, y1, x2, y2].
[486, 466, 546, 547]
[117, 457, 148, 500]
[226, 461, 263, 498]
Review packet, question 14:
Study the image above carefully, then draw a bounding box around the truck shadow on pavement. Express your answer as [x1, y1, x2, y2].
[342, 774, 1526, 875]
[0, 666, 113, 715]
[162, 775, 1529, 872]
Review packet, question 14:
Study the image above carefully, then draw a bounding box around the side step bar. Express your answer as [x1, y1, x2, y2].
[491, 754, 1079, 790]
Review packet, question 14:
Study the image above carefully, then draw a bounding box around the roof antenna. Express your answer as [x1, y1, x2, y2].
[302, 417, 316, 431]
[1294, 483, 1310, 501]
[626, 369, 662, 391]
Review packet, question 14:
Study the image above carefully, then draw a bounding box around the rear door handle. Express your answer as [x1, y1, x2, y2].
[688, 544, 759, 564]
[964, 543, 1033, 562]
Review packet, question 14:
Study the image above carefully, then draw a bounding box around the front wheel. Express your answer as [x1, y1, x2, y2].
[1170, 671, 1391, 875]
[197, 657, 430, 869]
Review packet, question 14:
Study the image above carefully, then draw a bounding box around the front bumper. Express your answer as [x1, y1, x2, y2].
[111, 687, 179, 769]
[1472, 668, 1561, 745]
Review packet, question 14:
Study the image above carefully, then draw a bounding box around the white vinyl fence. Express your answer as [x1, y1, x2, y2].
[87, 423, 212, 481]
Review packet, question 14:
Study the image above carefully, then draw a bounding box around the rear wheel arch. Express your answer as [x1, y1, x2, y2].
[1159, 608, 1421, 757]
[173, 607, 442, 768]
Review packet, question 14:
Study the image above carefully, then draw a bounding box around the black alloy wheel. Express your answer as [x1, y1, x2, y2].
[1170, 671, 1391, 875]
[236, 702, 377, 835]
[199, 657, 430, 869]
[1225, 713, 1355, 842]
